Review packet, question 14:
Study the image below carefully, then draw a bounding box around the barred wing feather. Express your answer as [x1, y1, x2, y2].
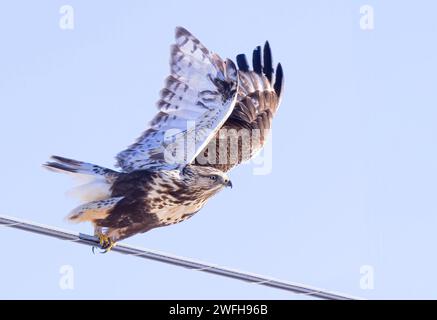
[195, 42, 284, 172]
[116, 27, 238, 172]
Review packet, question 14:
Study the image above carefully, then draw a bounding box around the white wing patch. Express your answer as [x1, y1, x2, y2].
[116, 27, 238, 172]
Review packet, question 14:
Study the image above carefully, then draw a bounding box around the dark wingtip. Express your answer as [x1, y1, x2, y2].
[273, 63, 284, 98]
[263, 41, 273, 82]
[236, 54, 249, 72]
[175, 26, 190, 38]
[252, 46, 262, 74]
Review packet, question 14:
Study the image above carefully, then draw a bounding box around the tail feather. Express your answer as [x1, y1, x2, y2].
[44, 155, 120, 203]
[66, 181, 112, 202]
[44, 156, 119, 182]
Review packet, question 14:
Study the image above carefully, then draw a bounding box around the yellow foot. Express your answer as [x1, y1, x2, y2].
[96, 233, 117, 253]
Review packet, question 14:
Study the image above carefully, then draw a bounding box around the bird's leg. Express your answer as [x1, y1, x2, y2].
[93, 226, 117, 253]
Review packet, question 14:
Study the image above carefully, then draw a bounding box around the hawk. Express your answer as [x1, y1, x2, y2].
[44, 27, 284, 251]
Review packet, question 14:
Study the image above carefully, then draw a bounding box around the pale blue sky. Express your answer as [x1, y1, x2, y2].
[1, 0, 436, 299]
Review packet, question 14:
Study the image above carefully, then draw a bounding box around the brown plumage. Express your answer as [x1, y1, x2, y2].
[44, 27, 283, 249]
[195, 43, 283, 172]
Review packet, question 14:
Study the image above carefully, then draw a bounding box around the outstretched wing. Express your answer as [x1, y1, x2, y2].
[116, 27, 238, 172]
[195, 42, 284, 172]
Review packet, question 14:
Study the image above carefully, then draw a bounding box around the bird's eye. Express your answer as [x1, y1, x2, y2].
[209, 175, 217, 181]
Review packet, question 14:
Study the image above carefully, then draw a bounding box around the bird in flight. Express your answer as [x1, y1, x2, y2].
[44, 27, 284, 252]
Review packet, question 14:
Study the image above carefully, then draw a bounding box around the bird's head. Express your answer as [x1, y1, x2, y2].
[181, 165, 232, 193]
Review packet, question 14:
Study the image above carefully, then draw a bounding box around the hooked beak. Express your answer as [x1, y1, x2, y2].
[225, 180, 233, 188]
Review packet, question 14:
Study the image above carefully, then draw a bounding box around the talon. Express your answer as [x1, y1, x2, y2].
[103, 240, 117, 253]
[96, 233, 117, 253]
[98, 234, 109, 246]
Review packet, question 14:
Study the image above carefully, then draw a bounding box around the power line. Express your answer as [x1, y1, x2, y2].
[0, 214, 361, 300]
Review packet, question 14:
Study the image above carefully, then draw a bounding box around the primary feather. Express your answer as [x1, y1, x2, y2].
[195, 41, 284, 172]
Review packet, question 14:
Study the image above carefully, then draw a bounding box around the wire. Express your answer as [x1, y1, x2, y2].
[0, 214, 361, 300]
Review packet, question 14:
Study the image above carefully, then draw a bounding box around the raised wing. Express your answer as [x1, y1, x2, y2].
[116, 27, 238, 172]
[194, 42, 284, 172]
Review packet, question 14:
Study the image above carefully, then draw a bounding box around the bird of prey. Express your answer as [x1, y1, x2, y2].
[44, 27, 284, 251]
